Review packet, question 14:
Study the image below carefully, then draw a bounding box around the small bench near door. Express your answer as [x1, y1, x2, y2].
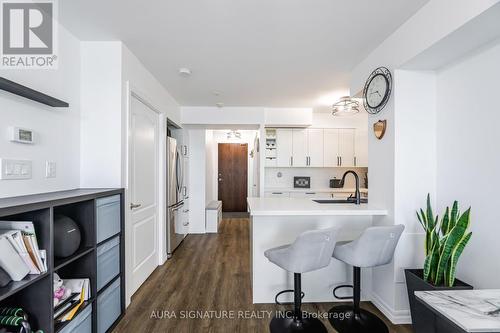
[206, 201, 222, 233]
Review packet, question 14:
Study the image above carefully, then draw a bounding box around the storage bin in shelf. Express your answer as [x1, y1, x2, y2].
[96, 195, 121, 244]
[96, 236, 120, 291]
[97, 278, 121, 333]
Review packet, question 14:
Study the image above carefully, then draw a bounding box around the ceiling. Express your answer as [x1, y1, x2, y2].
[60, 0, 429, 109]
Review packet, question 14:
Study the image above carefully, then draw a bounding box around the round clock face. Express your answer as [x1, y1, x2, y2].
[363, 67, 392, 114]
[366, 74, 388, 108]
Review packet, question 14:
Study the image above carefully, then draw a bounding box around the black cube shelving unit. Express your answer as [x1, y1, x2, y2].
[0, 189, 125, 333]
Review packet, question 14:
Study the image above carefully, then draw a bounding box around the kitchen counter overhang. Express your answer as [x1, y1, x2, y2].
[247, 197, 388, 304]
[247, 197, 388, 216]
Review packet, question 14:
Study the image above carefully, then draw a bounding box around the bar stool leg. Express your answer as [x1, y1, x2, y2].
[293, 273, 302, 320]
[269, 273, 327, 333]
[328, 267, 389, 333]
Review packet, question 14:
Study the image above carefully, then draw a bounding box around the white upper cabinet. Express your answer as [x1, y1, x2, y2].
[270, 127, 364, 168]
[339, 129, 355, 167]
[307, 129, 324, 167]
[276, 129, 293, 167]
[324, 129, 340, 167]
[292, 129, 308, 167]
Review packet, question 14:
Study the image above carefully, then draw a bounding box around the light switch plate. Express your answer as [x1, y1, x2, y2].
[0, 159, 32, 180]
[45, 161, 56, 178]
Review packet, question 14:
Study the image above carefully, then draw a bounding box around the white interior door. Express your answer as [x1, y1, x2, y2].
[129, 95, 159, 295]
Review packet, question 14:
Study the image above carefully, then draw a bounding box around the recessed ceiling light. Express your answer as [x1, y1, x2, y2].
[216, 102, 224, 108]
[178, 68, 191, 77]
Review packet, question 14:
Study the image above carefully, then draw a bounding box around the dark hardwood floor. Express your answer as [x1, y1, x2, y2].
[114, 218, 413, 333]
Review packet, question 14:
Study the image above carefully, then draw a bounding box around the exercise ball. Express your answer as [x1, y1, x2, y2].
[54, 215, 81, 258]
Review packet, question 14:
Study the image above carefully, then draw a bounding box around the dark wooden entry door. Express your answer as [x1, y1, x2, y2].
[218, 143, 248, 212]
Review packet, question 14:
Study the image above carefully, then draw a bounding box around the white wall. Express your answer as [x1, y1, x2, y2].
[0, 26, 81, 198]
[205, 130, 216, 203]
[80, 42, 122, 188]
[187, 129, 207, 233]
[436, 41, 500, 289]
[349, 0, 500, 323]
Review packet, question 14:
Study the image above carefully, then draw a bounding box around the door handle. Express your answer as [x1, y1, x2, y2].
[218, 178, 222, 182]
[130, 203, 142, 210]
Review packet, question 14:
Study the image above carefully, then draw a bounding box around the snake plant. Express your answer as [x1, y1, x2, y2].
[416, 194, 472, 287]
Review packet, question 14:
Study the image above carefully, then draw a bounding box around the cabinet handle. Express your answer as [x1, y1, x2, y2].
[337, 156, 340, 166]
[183, 222, 189, 226]
[340, 156, 342, 166]
[272, 192, 283, 195]
[354, 156, 357, 166]
[290, 156, 293, 166]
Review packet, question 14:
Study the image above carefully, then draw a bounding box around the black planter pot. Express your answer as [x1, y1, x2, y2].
[404, 269, 473, 333]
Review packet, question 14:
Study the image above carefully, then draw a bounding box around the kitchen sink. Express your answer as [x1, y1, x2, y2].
[313, 198, 368, 204]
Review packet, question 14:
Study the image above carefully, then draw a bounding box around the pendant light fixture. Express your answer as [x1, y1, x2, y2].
[332, 96, 360, 116]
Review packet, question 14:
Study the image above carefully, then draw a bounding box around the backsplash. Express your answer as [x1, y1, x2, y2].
[265, 167, 368, 189]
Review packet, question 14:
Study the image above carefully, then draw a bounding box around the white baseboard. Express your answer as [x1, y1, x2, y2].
[370, 292, 412, 325]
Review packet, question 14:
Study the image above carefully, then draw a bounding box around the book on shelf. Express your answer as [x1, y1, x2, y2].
[54, 278, 91, 322]
[0, 221, 47, 282]
[0, 237, 30, 281]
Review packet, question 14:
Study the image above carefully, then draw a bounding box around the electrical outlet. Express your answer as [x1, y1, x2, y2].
[45, 161, 56, 178]
[0, 159, 32, 180]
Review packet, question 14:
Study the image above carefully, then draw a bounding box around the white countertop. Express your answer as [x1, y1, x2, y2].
[415, 289, 500, 333]
[265, 187, 368, 193]
[247, 197, 387, 216]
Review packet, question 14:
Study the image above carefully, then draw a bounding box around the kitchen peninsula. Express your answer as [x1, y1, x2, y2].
[247, 197, 387, 304]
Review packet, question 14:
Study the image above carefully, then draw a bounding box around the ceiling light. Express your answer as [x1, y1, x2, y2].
[178, 68, 191, 77]
[227, 130, 242, 140]
[332, 96, 360, 116]
[216, 102, 224, 108]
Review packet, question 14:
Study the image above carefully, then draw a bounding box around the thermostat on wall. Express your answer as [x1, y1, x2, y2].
[9, 127, 35, 144]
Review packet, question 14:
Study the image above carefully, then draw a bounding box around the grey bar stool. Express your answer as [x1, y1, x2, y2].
[328, 225, 404, 333]
[264, 227, 340, 333]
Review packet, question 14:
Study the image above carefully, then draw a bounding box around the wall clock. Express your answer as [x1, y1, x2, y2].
[363, 67, 392, 114]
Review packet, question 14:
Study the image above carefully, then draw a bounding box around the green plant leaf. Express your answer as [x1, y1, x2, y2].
[434, 208, 470, 285]
[441, 207, 450, 236]
[426, 241, 440, 283]
[449, 201, 459, 231]
[444, 232, 472, 287]
[426, 194, 435, 230]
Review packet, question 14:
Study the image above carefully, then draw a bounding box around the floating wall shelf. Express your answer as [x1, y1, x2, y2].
[0, 77, 69, 107]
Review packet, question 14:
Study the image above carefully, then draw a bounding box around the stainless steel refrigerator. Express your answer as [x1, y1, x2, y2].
[167, 136, 186, 256]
